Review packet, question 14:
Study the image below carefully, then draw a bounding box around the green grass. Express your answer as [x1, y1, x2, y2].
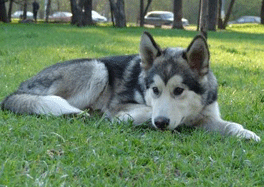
[0, 23, 264, 186]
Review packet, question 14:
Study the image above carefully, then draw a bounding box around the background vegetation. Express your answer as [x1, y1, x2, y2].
[0, 23, 264, 186]
[8, 0, 263, 24]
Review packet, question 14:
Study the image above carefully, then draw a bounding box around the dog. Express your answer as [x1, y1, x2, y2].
[1, 32, 260, 141]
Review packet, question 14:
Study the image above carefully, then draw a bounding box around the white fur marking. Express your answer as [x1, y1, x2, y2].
[36, 96, 82, 116]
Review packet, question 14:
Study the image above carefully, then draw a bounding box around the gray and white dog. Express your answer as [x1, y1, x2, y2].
[1, 32, 260, 141]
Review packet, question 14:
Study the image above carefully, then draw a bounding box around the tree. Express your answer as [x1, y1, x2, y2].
[45, 0, 51, 22]
[109, 0, 126, 27]
[143, 0, 152, 16]
[0, 0, 8, 22]
[198, 0, 208, 38]
[8, 0, 14, 22]
[70, 0, 93, 26]
[218, 0, 235, 29]
[82, 0, 93, 26]
[217, 0, 223, 29]
[139, 0, 144, 27]
[22, 0, 28, 20]
[208, 0, 218, 31]
[261, 0, 264, 24]
[139, 0, 153, 27]
[70, 0, 82, 25]
[172, 0, 183, 29]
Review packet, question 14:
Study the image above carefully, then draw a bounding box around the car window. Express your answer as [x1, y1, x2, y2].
[244, 18, 250, 22]
[148, 14, 161, 18]
[162, 13, 173, 19]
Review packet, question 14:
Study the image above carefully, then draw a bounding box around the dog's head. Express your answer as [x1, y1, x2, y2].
[140, 32, 211, 130]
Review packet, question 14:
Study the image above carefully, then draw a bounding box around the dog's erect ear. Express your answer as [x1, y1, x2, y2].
[140, 32, 162, 70]
[186, 35, 210, 76]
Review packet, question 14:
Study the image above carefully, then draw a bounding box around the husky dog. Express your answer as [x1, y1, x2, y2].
[1, 32, 260, 141]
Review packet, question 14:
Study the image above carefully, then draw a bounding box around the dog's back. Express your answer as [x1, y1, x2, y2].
[1, 54, 145, 116]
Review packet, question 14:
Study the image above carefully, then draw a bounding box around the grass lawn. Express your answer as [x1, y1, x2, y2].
[0, 23, 263, 186]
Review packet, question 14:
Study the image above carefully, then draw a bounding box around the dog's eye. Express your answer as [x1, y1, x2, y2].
[173, 87, 184, 96]
[152, 87, 160, 95]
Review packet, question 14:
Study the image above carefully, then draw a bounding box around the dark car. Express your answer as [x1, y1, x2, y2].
[228, 16, 261, 24]
[144, 11, 189, 27]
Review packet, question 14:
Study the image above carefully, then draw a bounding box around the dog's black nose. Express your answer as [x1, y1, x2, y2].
[154, 116, 170, 130]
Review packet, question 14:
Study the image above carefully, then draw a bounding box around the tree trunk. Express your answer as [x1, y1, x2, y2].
[45, 0, 51, 22]
[197, 0, 201, 31]
[221, 0, 235, 29]
[172, 0, 183, 29]
[82, 0, 93, 26]
[23, 0, 27, 20]
[208, 0, 218, 31]
[199, 0, 208, 38]
[8, 0, 14, 22]
[109, 0, 126, 27]
[143, 0, 152, 16]
[139, 0, 144, 27]
[70, 0, 82, 25]
[261, 0, 264, 24]
[116, 0, 126, 27]
[57, 0, 60, 11]
[217, 0, 224, 29]
[70, 0, 93, 27]
[109, 1, 115, 26]
[0, 0, 8, 23]
[139, 0, 152, 27]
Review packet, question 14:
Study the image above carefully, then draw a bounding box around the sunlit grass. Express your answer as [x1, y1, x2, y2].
[0, 23, 263, 186]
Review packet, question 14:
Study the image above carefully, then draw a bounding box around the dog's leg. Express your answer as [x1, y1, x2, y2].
[113, 104, 152, 125]
[198, 102, 260, 141]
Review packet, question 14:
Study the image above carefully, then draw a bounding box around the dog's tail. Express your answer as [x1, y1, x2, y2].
[1, 92, 82, 116]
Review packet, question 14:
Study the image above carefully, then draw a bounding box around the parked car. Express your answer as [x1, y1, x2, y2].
[11, 11, 34, 19]
[48, 10, 107, 23]
[92, 10, 107, 23]
[49, 12, 72, 22]
[228, 16, 261, 24]
[144, 11, 189, 27]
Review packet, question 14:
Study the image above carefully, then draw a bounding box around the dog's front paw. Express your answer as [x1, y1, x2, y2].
[237, 129, 261, 142]
[225, 122, 260, 142]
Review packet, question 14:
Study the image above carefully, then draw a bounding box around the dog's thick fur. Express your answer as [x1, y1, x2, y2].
[1, 32, 260, 141]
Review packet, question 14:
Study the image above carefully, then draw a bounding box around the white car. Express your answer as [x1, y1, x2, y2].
[49, 12, 73, 22]
[92, 10, 107, 23]
[228, 16, 261, 24]
[12, 11, 34, 19]
[144, 11, 189, 27]
[49, 10, 107, 23]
